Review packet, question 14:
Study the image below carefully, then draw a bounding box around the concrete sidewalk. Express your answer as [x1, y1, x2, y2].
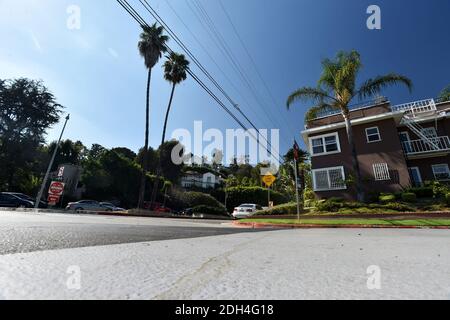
[1, 228, 449, 300]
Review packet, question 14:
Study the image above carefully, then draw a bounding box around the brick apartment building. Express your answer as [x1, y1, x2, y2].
[301, 98, 450, 200]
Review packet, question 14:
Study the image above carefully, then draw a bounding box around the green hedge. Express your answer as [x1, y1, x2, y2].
[407, 187, 434, 198]
[446, 193, 450, 206]
[168, 191, 227, 212]
[255, 202, 301, 216]
[225, 186, 289, 212]
[315, 198, 414, 213]
[192, 205, 228, 216]
[401, 192, 417, 203]
[379, 193, 396, 203]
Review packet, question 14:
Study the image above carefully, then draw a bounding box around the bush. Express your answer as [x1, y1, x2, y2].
[169, 191, 227, 212]
[304, 189, 316, 201]
[407, 187, 434, 198]
[367, 191, 381, 203]
[304, 199, 315, 208]
[225, 186, 289, 212]
[192, 205, 228, 216]
[379, 193, 396, 203]
[255, 202, 301, 216]
[401, 192, 417, 203]
[424, 181, 450, 198]
[446, 193, 450, 206]
[315, 198, 415, 213]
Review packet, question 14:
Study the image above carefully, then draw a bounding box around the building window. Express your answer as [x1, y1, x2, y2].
[432, 164, 450, 181]
[373, 163, 390, 181]
[309, 133, 340, 156]
[312, 166, 346, 191]
[366, 127, 381, 143]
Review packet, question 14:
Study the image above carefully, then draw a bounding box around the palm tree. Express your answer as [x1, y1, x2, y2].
[287, 50, 412, 202]
[161, 52, 190, 146]
[137, 23, 169, 209]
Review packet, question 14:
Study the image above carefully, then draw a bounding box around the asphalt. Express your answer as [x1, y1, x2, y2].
[0, 211, 265, 255]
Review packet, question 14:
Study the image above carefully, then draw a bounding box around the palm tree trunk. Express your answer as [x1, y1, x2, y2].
[150, 83, 176, 209]
[138, 68, 152, 209]
[344, 114, 365, 202]
[161, 83, 176, 146]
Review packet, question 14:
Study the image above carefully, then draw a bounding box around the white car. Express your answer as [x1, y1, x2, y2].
[232, 204, 263, 219]
[100, 202, 126, 212]
[66, 200, 110, 213]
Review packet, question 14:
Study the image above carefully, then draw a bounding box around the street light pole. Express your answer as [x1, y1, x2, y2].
[35, 114, 70, 209]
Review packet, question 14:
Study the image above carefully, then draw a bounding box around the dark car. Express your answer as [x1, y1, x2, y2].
[0, 192, 34, 208]
[5, 193, 48, 209]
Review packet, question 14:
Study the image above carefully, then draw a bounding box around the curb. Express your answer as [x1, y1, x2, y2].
[233, 221, 450, 230]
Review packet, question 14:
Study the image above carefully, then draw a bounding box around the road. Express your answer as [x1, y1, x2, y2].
[0, 211, 450, 300]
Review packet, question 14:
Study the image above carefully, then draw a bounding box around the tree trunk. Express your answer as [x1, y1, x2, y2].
[344, 113, 365, 202]
[161, 83, 176, 146]
[150, 83, 176, 209]
[138, 69, 152, 209]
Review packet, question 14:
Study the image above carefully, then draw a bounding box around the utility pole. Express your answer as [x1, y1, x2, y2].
[293, 158, 301, 220]
[35, 114, 70, 209]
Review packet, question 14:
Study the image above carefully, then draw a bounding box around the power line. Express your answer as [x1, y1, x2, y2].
[116, 0, 282, 164]
[188, 0, 293, 146]
[217, 0, 298, 137]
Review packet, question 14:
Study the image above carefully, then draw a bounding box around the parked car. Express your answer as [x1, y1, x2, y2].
[0, 192, 34, 208]
[5, 192, 48, 208]
[232, 204, 263, 219]
[66, 200, 112, 213]
[100, 202, 126, 212]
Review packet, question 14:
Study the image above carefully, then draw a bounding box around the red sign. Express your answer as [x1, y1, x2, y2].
[49, 181, 65, 196]
[47, 194, 60, 205]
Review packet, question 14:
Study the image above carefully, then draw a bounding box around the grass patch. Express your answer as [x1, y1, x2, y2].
[240, 218, 450, 227]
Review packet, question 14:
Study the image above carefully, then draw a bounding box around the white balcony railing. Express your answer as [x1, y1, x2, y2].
[391, 99, 437, 117]
[402, 136, 450, 156]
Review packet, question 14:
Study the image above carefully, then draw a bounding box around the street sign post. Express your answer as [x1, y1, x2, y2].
[262, 174, 277, 208]
[48, 181, 65, 196]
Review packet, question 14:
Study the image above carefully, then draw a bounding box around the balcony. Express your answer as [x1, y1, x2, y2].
[391, 99, 437, 117]
[402, 136, 450, 158]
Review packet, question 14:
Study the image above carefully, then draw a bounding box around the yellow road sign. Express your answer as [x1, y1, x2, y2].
[262, 174, 276, 187]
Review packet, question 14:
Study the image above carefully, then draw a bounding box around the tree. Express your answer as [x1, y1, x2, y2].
[47, 139, 86, 171]
[287, 51, 412, 201]
[0, 78, 63, 191]
[438, 85, 450, 102]
[137, 23, 169, 208]
[161, 52, 190, 146]
[111, 147, 137, 161]
[158, 140, 185, 183]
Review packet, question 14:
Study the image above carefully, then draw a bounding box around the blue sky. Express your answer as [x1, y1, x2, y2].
[1, 0, 449, 160]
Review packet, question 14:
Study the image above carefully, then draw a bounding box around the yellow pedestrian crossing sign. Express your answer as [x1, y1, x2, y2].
[262, 174, 276, 187]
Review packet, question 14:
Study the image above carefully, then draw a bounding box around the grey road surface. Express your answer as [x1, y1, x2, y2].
[0, 211, 262, 255]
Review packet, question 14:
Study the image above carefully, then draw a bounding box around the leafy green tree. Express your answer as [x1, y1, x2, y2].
[0, 78, 63, 191]
[47, 140, 86, 171]
[287, 50, 412, 201]
[438, 85, 450, 102]
[137, 23, 169, 208]
[158, 140, 185, 183]
[111, 147, 137, 161]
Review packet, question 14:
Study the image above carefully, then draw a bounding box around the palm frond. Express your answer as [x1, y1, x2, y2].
[357, 73, 413, 100]
[304, 103, 339, 123]
[286, 87, 332, 109]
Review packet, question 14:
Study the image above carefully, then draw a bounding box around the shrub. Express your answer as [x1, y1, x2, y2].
[192, 205, 228, 216]
[225, 186, 289, 212]
[304, 199, 315, 208]
[446, 193, 450, 206]
[379, 193, 396, 203]
[255, 202, 301, 216]
[169, 191, 227, 212]
[424, 181, 450, 198]
[304, 189, 316, 201]
[315, 199, 414, 213]
[367, 191, 381, 203]
[401, 192, 417, 203]
[407, 187, 434, 198]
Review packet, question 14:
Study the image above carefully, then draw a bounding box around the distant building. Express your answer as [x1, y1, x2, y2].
[181, 171, 223, 189]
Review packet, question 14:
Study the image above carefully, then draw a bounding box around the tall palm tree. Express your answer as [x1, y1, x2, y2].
[137, 23, 169, 209]
[149, 53, 190, 207]
[287, 50, 412, 202]
[161, 52, 190, 146]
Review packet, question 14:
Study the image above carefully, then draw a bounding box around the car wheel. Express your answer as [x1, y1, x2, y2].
[75, 208, 83, 214]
